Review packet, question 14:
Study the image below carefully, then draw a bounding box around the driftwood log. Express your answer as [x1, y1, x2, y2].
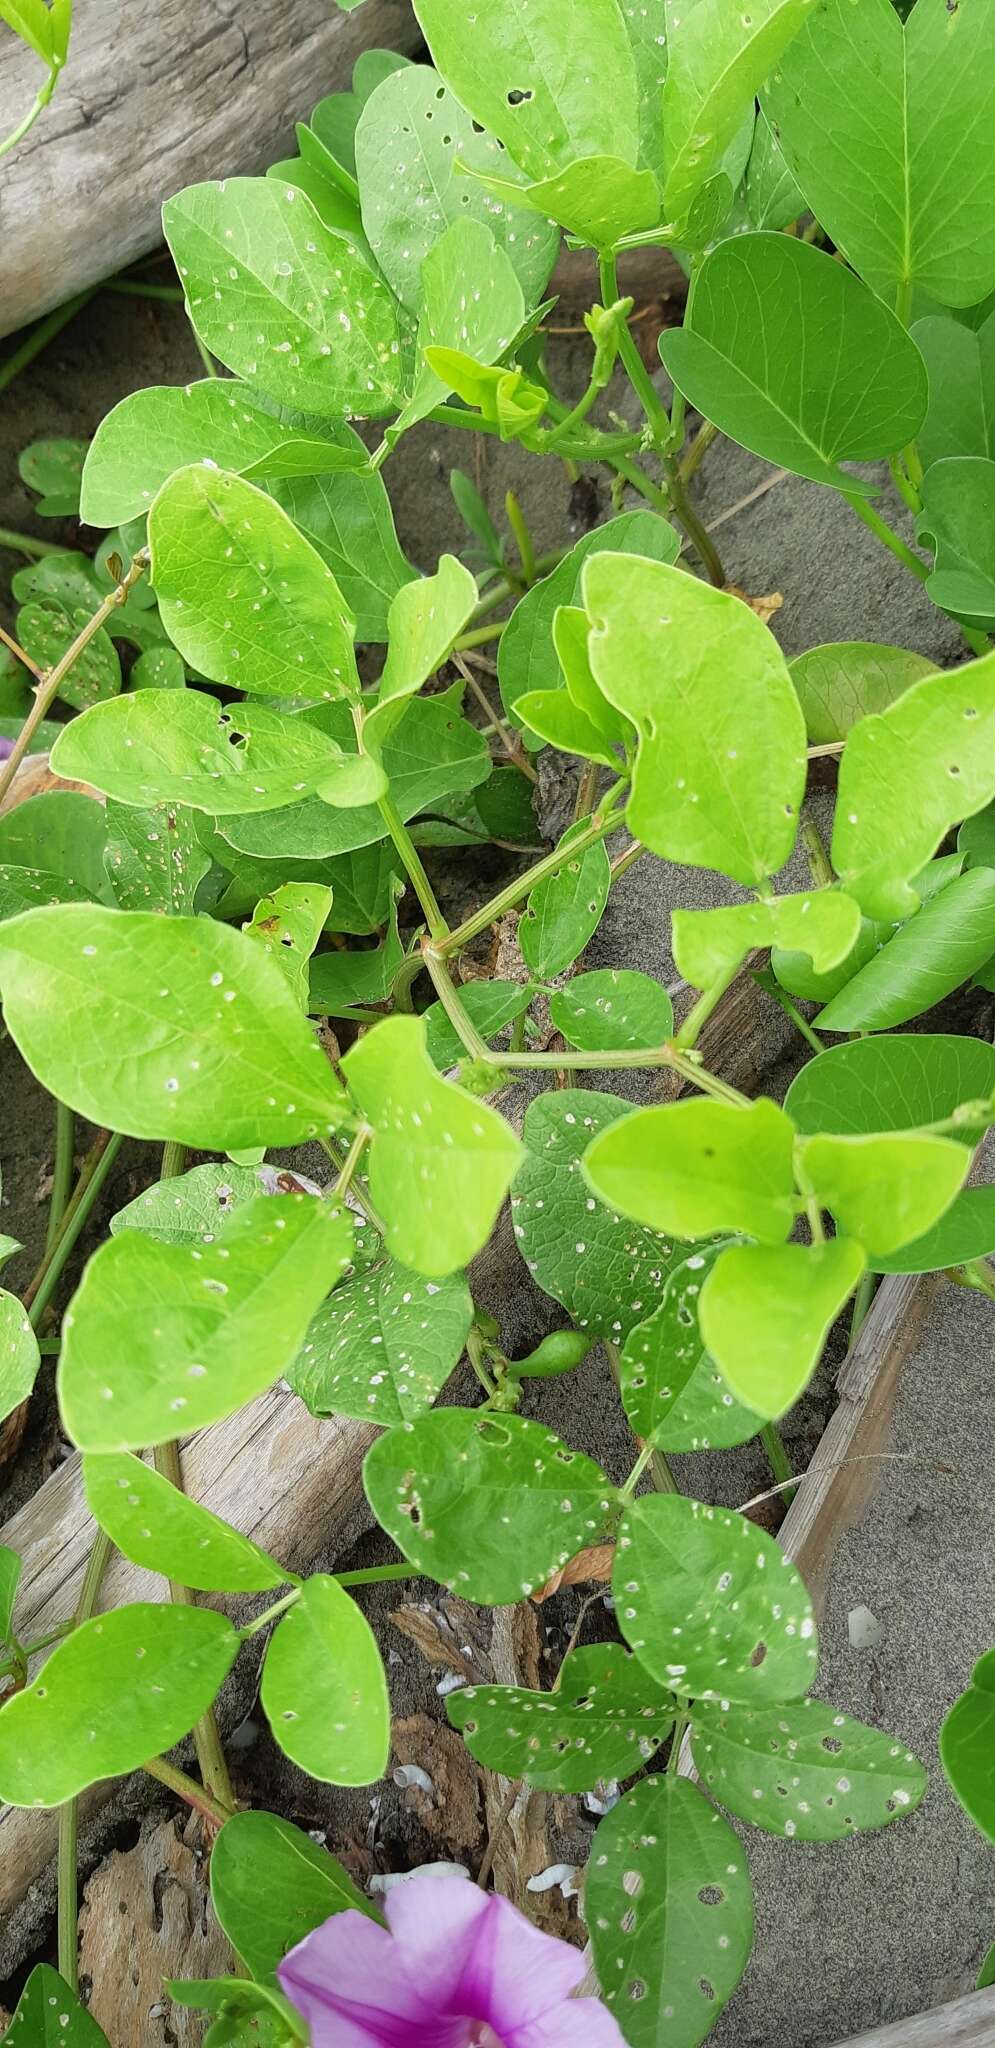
[0, 0, 421, 340]
[827, 1986, 995, 2048]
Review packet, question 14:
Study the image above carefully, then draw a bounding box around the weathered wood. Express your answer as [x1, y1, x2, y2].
[827, 1986, 995, 2048]
[78, 1814, 234, 2046]
[0, 0, 421, 340]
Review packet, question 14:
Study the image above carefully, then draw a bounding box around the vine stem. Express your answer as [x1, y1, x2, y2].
[494, 1040, 748, 1104]
[333, 1128, 371, 1199]
[505, 491, 537, 586]
[0, 550, 149, 808]
[761, 1423, 796, 1506]
[437, 783, 628, 957]
[26, 1130, 126, 1330]
[376, 788, 448, 942]
[421, 941, 494, 1061]
[0, 525, 63, 558]
[0, 621, 42, 677]
[142, 1756, 234, 1830]
[847, 492, 990, 657]
[46, 1101, 75, 1252]
[58, 1529, 114, 1993]
[676, 963, 740, 1051]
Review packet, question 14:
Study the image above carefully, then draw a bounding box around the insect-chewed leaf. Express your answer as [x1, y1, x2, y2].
[18, 599, 121, 712]
[368, 553, 478, 747]
[162, 178, 407, 415]
[785, 1031, 995, 1142]
[210, 1811, 376, 1985]
[355, 66, 558, 315]
[796, 1130, 969, 1258]
[413, 0, 640, 183]
[693, 1697, 927, 1842]
[912, 314, 995, 471]
[663, 0, 818, 222]
[4, 1966, 110, 2045]
[550, 970, 674, 1053]
[289, 1255, 472, 1424]
[363, 1409, 616, 1603]
[0, 1542, 21, 1645]
[0, 1603, 240, 1807]
[584, 1097, 798, 1245]
[661, 235, 927, 492]
[267, 449, 416, 645]
[51, 690, 351, 817]
[103, 800, 211, 916]
[83, 1452, 290, 1592]
[584, 553, 805, 885]
[616, 1493, 818, 1703]
[149, 467, 359, 702]
[423, 981, 533, 1072]
[261, 1574, 390, 1786]
[448, 1644, 674, 1793]
[59, 1194, 354, 1451]
[789, 642, 936, 745]
[765, 0, 995, 309]
[699, 1237, 866, 1418]
[518, 826, 611, 977]
[815, 868, 995, 1031]
[0, 1289, 41, 1432]
[919, 456, 995, 624]
[392, 220, 526, 438]
[621, 1246, 761, 1454]
[110, 1162, 264, 1246]
[832, 650, 995, 920]
[0, 906, 350, 1148]
[244, 884, 332, 1007]
[511, 1089, 686, 1341]
[342, 1015, 522, 1276]
[587, 1776, 753, 2048]
[940, 1648, 995, 1845]
[672, 890, 861, 991]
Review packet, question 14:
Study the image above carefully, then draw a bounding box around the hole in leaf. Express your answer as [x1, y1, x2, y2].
[507, 87, 534, 105]
[821, 1735, 842, 1754]
[627, 1979, 646, 2001]
[697, 1886, 724, 1906]
[698, 1979, 716, 2001]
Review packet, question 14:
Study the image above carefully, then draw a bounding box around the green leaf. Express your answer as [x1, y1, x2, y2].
[620, 1245, 761, 1454]
[309, 890, 403, 1012]
[18, 599, 121, 712]
[673, 889, 861, 990]
[0, 905, 350, 1148]
[585, 553, 805, 885]
[550, 970, 673, 1052]
[2, 1966, 110, 2045]
[355, 66, 558, 315]
[368, 552, 478, 746]
[290, 1254, 472, 1423]
[661, 234, 927, 492]
[911, 314, 995, 470]
[693, 1697, 926, 1841]
[776, 858, 962, 1011]
[391, 221, 525, 440]
[149, 467, 359, 702]
[364, 1408, 615, 1602]
[0, 1542, 21, 1645]
[699, 1237, 866, 1418]
[83, 1452, 290, 1592]
[110, 1162, 263, 1246]
[0, 1288, 41, 1430]
[940, 1648, 995, 1845]
[816, 867, 995, 1031]
[499, 511, 680, 728]
[513, 686, 619, 769]
[872, 1186, 995, 1277]
[103, 799, 213, 915]
[765, 0, 995, 309]
[210, 1811, 376, 1985]
[244, 884, 332, 1007]
[0, 1603, 240, 1806]
[616, 1491, 817, 1701]
[662, 0, 818, 222]
[18, 437, 88, 518]
[414, 0, 640, 182]
[59, 1193, 353, 1451]
[462, 155, 660, 249]
[0, 2, 56, 66]
[588, 1776, 753, 2048]
[797, 1130, 968, 1257]
[785, 1031, 995, 1141]
[261, 1574, 389, 1785]
[303, 50, 413, 186]
[552, 605, 632, 749]
[832, 647, 995, 921]
[343, 1015, 522, 1275]
[423, 980, 533, 1071]
[267, 453, 416, 644]
[919, 456, 995, 624]
[0, 791, 111, 904]
[426, 351, 548, 441]
[584, 1096, 798, 1243]
[162, 178, 408, 416]
[448, 1643, 674, 1792]
[512, 1089, 686, 1342]
[518, 826, 611, 977]
[789, 642, 936, 745]
[0, 865, 96, 922]
[80, 381, 369, 528]
[744, 109, 805, 231]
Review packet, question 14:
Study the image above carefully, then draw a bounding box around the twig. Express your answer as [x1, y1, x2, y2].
[0, 551, 149, 807]
[0, 622, 42, 680]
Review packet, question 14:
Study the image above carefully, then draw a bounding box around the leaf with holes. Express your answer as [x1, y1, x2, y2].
[355, 65, 558, 315]
[19, 436, 88, 517]
[584, 1097, 798, 1244]
[585, 554, 805, 885]
[616, 1493, 818, 1703]
[662, 0, 818, 222]
[149, 468, 359, 703]
[789, 642, 935, 745]
[424, 980, 534, 1072]
[0, 906, 350, 1148]
[672, 890, 861, 990]
[210, 1811, 376, 1984]
[448, 1644, 674, 1793]
[0, 1543, 21, 1645]
[512, 1090, 686, 1342]
[0, 1290, 39, 1432]
[919, 457, 995, 625]
[797, 1130, 969, 1258]
[3, 1966, 110, 2045]
[518, 826, 611, 978]
[17, 599, 121, 712]
[693, 1697, 927, 1842]
[363, 1409, 615, 1603]
[699, 1237, 866, 1419]
[621, 1247, 761, 1455]
[550, 970, 673, 1053]
[661, 235, 927, 492]
[289, 1255, 472, 1424]
[940, 1648, 995, 1845]
[391, 220, 526, 440]
[83, 1452, 289, 1592]
[59, 1194, 354, 1451]
[103, 800, 212, 916]
[0, 1602, 240, 1807]
[110, 1163, 263, 1247]
[267, 449, 416, 644]
[911, 314, 995, 471]
[367, 553, 478, 748]
[815, 868, 995, 1031]
[243, 885, 332, 1007]
[261, 1574, 390, 1785]
[588, 1776, 753, 2048]
[342, 1015, 522, 1276]
[163, 178, 408, 415]
[832, 648, 995, 921]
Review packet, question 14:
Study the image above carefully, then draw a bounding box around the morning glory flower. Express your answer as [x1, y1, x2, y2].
[278, 1870, 625, 2047]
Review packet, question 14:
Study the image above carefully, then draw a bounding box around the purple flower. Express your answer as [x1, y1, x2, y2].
[0, 737, 14, 762]
[278, 1872, 625, 2047]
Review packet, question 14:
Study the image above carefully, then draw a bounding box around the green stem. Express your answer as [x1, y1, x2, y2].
[0, 289, 95, 396]
[46, 1101, 75, 1253]
[679, 419, 719, 485]
[761, 1422, 796, 1505]
[104, 279, 186, 302]
[664, 455, 726, 586]
[801, 815, 834, 890]
[0, 525, 63, 558]
[765, 982, 825, 1058]
[58, 1529, 114, 1993]
[318, 1137, 385, 1234]
[142, 1755, 234, 1829]
[333, 1128, 371, 1199]
[0, 551, 149, 808]
[27, 1131, 127, 1332]
[421, 942, 494, 1060]
[467, 1326, 499, 1398]
[611, 453, 674, 516]
[676, 964, 739, 1051]
[667, 1713, 690, 1774]
[240, 1588, 302, 1639]
[428, 402, 645, 461]
[495, 1041, 748, 1104]
[619, 1442, 656, 1501]
[845, 490, 929, 584]
[377, 790, 448, 942]
[505, 490, 537, 586]
[334, 1563, 424, 1589]
[598, 253, 673, 457]
[0, 49, 63, 161]
[438, 784, 628, 956]
[454, 622, 507, 651]
[888, 455, 921, 515]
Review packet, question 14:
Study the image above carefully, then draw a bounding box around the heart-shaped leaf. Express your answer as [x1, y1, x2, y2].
[550, 970, 673, 1052]
[289, 1254, 472, 1424]
[797, 1130, 969, 1257]
[789, 642, 935, 745]
[0, 1290, 41, 1432]
[83, 1452, 290, 1592]
[699, 1237, 866, 1418]
[210, 1811, 376, 1985]
[448, 1643, 675, 1792]
[363, 1408, 616, 1603]
[672, 889, 861, 990]
[940, 1648, 995, 1844]
[244, 885, 332, 1007]
[267, 440, 416, 645]
[518, 826, 611, 977]
[693, 1697, 926, 1841]
[51, 690, 354, 816]
[620, 1246, 761, 1454]
[663, 0, 818, 222]
[785, 1032, 995, 1140]
[584, 1097, 798, 1244]
[3, 1966, 110, 2045]
[261, 1574, 390, 1786]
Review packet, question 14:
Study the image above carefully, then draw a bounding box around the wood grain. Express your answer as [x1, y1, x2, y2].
[0, 0, 421, 339]
[826, 1986, 995, 2047]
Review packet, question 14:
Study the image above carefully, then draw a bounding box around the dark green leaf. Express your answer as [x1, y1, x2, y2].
[0, 792, 111, 904]
[18, 437, 87, 517]
[209, 1810, 376, 1984]
[785, 1032, 995, 1140]
[940, 1648, 995, 1844]
[423, 979, 533, 1071]
[2, 1966, 110, 2045]
[18, 600, 121, 712]
[872, 1186, 995, 1276]
[911, 314, 995, 470]
[103, 800, 212, 915]
[519, 827, 611, 977]
[919, 456, 995, 623]
[815, 867, 995, 1031]
[448, 1643, 674, 1792]
[550, 970, 673, 1052]
[267, 449, 416, 644]
[0, 1290, 41, 1431]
